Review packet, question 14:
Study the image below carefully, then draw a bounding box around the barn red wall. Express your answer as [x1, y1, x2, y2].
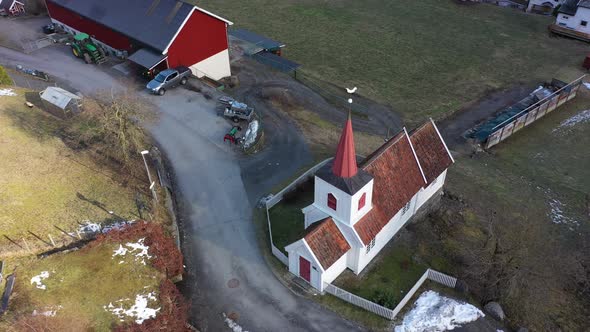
[45, 1, 132, 51]
[166, 10, 228, 68]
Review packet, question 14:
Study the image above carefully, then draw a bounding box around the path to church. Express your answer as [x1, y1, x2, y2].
[0, 43, 365, 331]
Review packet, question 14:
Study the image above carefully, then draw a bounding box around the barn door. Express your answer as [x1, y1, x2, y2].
[299, 256, 311, 282]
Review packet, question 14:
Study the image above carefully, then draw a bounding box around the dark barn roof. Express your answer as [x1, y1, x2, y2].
[127, 48, 167, 69]
[49, 0, 193, 52]
[229, 29, 284, 51]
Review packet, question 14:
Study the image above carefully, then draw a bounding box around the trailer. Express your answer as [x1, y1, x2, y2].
[218, 96, 255, 122]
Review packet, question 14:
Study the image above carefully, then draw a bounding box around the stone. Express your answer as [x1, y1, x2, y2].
[484, 301, 505, 321]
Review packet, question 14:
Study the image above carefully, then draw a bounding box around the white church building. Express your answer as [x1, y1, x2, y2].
[285, 116, 454, 291]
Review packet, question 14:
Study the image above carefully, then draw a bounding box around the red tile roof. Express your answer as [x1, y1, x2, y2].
[304, 218, 351, 269]
[409, 121, 454, 184]
[354, 132, 427, 245]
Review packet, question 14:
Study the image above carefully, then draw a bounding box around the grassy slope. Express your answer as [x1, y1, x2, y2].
[201, 0, 587, 124]
[0, 88, 137, 242]
[449, 90, 590, 228]
[1, 239, 162, 331]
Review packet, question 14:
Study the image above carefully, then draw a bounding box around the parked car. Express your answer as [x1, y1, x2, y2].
[146, 66, 191, 96]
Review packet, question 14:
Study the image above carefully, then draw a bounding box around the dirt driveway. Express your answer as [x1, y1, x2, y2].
[0, 15, 51, 51]
[0, 40, 366, 331]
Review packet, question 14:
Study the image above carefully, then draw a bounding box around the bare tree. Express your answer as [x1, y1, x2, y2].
[68, 90, 157, 169]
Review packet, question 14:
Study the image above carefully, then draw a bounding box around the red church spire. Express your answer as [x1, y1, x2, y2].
[332, 113, 358, 178]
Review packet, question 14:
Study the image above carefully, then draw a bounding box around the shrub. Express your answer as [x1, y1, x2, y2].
[372, 290, 397, 309]
[0, 65, 13, 85]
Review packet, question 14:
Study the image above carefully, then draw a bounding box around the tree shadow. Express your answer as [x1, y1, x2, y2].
[76, 192, 124, 220]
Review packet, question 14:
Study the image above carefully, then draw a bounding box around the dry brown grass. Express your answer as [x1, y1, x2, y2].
[0, 88, 139, 253]
[270, 101, 384, 158]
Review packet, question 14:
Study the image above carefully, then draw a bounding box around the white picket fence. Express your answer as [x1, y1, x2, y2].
[264, 158, 332, 265]
[265, 158, 332, 209]
[324, 283, 396, 319]
[324, 268, 458, 320]
[272, 246, 288, 265]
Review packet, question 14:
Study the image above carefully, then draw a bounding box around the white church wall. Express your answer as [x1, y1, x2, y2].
[302, 205, 329, 229]
[313, 176, 352, 223]
[285, 240, 323, 290]
[322, 254, 348, 288]
[356, 192, 420, 273]
[416, 170, 447, 209]
[349, 179, 374, 226]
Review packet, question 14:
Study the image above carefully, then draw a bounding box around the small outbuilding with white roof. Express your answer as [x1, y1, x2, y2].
[39, 87, 82, 117]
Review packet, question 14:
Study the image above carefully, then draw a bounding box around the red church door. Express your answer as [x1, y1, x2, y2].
[299, 256, 311, 282]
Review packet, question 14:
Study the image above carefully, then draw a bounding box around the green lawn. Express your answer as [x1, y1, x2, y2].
[448, 89, 590, 229]
[0, 88, 138, 252]
[333, 243, 427, 310]
[0, 237, 163, 331]
[200, 0, 587, 125]
[268, 181, 314, 253]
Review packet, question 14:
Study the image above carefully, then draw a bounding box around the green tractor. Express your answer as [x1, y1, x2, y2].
[70, 33, 107, 65]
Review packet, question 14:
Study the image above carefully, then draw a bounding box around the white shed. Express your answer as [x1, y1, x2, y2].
[39, 87, 82, 116]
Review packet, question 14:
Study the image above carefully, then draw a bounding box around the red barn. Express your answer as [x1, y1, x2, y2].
[45, 0, 233, 80]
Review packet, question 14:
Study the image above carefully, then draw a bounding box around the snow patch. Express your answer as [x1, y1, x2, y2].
[583, 82, 590, 90]
[223, 313, 249, 332]
[30, 271, 50, 290]
[33, 305, 62, 317]
[394, 290, 484, 332]
[553, 110, 590, 134]
[0, 88, 17, 96]
[548, 197, 579, 229]
[104, 293, 160, 324]
[243, 120, 259, 149]
[78, 220, 134, 235]
[542, 188, 580, 230]
[112, 238, 152, 265]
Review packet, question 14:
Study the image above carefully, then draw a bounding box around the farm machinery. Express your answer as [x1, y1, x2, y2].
[70, 33, 107, 65]
[217, 97, 261, 148]
[218, 96, 255, 123]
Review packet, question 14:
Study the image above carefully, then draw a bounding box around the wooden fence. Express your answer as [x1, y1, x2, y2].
[485, 75, 586, 149]
[324, 268, 458, 320]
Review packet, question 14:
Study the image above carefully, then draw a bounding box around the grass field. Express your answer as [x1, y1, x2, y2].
[200, 0, 587, 125]
[0, 88, 138, 252]
[268, 180, 314, 254]
[424, 89, 590, 329]
[334, 243, 426, 309]
[0, 236, 163, 331]
[449, 89, 590, 232]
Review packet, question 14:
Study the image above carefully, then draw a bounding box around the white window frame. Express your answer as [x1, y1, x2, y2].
[366, 237, 376, 254]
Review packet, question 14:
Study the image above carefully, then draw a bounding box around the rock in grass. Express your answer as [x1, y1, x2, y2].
[484, 301, 505, 321]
